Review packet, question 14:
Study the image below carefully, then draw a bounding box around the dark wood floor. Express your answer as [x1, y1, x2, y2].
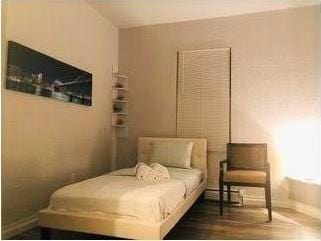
[11, 200, 321, 240]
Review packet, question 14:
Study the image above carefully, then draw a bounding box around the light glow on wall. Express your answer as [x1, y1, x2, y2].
[275, 118, 321, 184]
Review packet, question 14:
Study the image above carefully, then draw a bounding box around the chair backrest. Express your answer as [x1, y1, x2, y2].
[227, 143, 267, 170]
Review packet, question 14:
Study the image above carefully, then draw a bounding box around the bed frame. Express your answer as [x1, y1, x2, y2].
[38, 137, 207, 240]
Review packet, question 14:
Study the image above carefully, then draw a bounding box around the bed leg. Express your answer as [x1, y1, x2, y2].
[201, 191, 206, 200]
[197, 191, 205, 203]
[41, 227, 51, 240]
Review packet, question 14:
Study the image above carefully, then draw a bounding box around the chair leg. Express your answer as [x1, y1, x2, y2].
[268, 184, 272, 221]
[41, 227, 51, 240]
[265, 184, 272, 221]
[227, 185, 231, 203]
[219, 181, 224, 215]
[264, 186, 268, 208]
[199, 191, 205, 202]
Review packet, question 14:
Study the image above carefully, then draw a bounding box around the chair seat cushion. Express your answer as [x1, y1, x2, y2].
[223, 170, 266, 184]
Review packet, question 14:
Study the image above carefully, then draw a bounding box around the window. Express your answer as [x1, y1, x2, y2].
[177, 48, 231, 152]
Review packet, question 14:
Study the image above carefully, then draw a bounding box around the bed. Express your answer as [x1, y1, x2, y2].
[38, 137, 207, 240]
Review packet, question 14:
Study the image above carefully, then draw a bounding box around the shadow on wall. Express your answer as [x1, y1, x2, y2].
[232, 105, 290, 202]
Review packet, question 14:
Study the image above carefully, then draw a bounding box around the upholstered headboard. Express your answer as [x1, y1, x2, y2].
[137, 137, 207, 179]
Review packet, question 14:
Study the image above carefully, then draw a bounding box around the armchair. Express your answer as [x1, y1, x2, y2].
[219, 143, 272, 220]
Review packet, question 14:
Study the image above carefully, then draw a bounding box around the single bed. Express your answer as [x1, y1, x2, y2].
[38, 137, 207, 240]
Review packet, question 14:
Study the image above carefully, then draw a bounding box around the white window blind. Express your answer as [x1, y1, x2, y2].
[177, 48, 230, 151]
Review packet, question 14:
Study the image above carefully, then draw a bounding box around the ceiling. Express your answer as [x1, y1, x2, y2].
[89, 0, 320, 29]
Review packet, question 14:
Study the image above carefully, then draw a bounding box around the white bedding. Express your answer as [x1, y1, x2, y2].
[109, 166, 202, 195]
[49, 168, 202, 223]
[167, 167, 203, 195]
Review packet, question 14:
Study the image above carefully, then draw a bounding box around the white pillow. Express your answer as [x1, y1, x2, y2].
[149, 141, 194, 169]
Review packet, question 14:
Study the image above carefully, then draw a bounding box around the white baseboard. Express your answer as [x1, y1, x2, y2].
[291, 201, 321, 220]
[1, 214, 38, 240]
[205, 188, 290, 208]
[243, 195, 321, 220]
[243, 195, 291, 208]
[205, 189, 242, 204]
[206, 188, 321, 221]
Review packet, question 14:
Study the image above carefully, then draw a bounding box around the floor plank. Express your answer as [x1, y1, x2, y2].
[10, 200, 321, 240]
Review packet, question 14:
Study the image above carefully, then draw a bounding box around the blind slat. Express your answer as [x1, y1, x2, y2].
[177, 49, 230, 152]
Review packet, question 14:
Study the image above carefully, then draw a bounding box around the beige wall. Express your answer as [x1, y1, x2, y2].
[118, 6, 320, 203]
[1, 1, 118, 226]
[1, 1, 319, 230]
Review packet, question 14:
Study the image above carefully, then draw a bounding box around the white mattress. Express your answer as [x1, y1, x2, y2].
[167, 167, 203, 195]
[48, 168, 202, 223]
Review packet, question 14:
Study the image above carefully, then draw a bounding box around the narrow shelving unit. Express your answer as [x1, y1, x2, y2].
[112, 87, 128, 91]
[112, 125, 128, 127]
[112, 100, 128, 103]
[112, 112, 128, 115]
[112, 71, 128, 138]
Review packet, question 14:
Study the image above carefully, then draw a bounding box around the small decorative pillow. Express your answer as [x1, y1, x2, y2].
[135, 162, 170, 181]
[150, 163, 170, 180]
[135, 162, 148, 175]
[136, 162, 158, 181]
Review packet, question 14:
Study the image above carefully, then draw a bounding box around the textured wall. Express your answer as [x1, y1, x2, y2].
[118, 6, 320, 203]
[1, 1, 118, 226]
[288, 178, 321, 209]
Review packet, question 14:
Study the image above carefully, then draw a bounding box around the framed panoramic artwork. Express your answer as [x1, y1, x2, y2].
[6, 41, 92, 106]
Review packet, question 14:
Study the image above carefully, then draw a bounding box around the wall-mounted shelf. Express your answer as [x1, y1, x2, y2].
[112, 71, 128, 138]
[113, 100, 128, 103]
[112, 125, 128, 128]
[113, 74, 128, 79]
[112, 112, 127, 115]
[112, 87, 128, 91]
